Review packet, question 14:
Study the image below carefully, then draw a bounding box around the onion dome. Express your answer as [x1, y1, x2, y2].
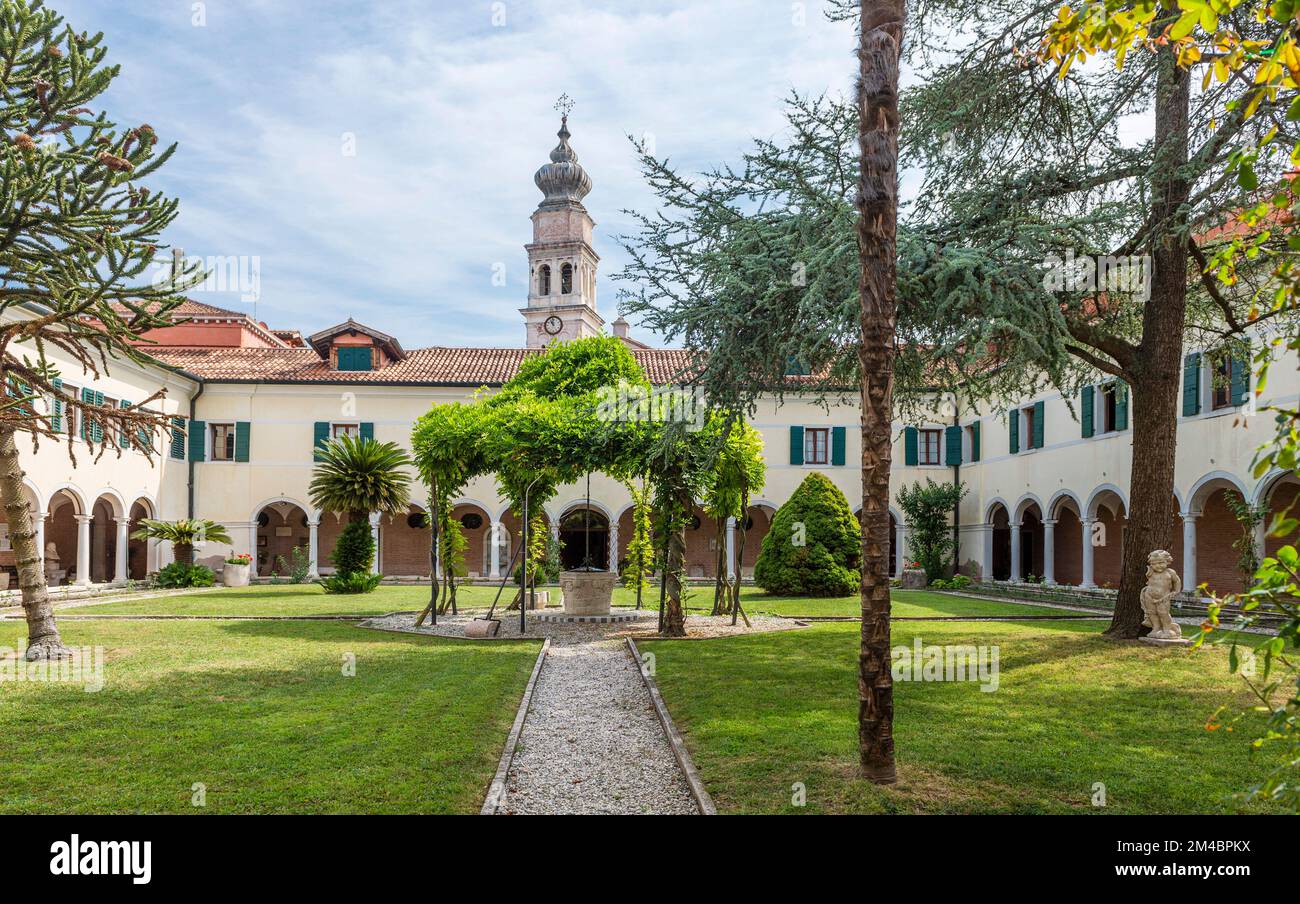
[534, 115, 592, 207]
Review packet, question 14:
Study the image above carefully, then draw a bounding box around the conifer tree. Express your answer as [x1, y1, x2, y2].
[1, 0, 202, 660]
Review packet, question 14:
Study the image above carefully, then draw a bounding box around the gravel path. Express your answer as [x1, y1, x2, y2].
[361, 609, 798, 814]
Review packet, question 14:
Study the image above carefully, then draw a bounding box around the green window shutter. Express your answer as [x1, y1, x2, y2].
[944, 425, 962, 466]
[313, 421, 330, 461]
[360, 422, 375, 442]
[971, 420, 981, 462]
[1114, 382, 1129, 431]
[51, 378, 62, 433]
[1032, 400, 1045, 450]
[170, 417, 186, 460]
[1230, 354, 1249, 407]
[188, 420, 206, 462]
[235, 421, 251, 462]
[1080, 386, 1094, 438]
[789, 426, 804, 465]
[80, 387, 94, 440]
[831, 426, 846, 466]
[337, 347, 373, 371]
[1008, 410, 1019, 454]
[118, 399, 131, 448]
[903, 426, 918, 466]
[1182, 352, 1201, 416]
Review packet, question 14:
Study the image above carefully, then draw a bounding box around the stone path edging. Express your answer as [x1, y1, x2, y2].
[626, 637, 717, 816]
[482, 637, 551, 816]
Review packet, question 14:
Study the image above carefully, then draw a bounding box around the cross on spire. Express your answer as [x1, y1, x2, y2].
[554, 93, 574, 121]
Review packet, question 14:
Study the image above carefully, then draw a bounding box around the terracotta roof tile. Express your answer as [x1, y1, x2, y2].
[147, 345, 696, 386]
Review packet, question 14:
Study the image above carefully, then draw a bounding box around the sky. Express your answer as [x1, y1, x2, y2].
[52, 0, 859, 347]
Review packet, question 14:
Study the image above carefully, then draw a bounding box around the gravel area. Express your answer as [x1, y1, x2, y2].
[360, 609, 798, 814]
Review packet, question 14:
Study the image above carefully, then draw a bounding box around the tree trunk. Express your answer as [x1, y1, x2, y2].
[417, 487, 440, 626]
[662, 486, 691, 637]
[711, 516, 727, 615]
[855, 0, 903, 784]
[731, 493, 750, 627]
[1106, 49, 1190, 639]
[174, 542, 194, 566]
[0, 425, 69, 660]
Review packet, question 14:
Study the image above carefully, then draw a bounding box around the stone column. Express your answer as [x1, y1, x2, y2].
[725, 517, 737, 580]
[1009, 522, 1022, 582]
[895, 524, 909, 575]
[1181, 512, 1198, 595]
[307, 518, 320, 578]
[489, 521, 502, 579]
[608, 521, 619, 573]
[1080, 517, 1096, 588]
[369, 513, 381, 575]
[979, 523, 993, 582]
[114, 518, 130, 583]
[1041, 518, 1056, 585]
[74, 513, 92, 585]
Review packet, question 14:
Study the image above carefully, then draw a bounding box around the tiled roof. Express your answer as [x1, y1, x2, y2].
[147, 345, 697, 386]
[111, 299, 251, 319]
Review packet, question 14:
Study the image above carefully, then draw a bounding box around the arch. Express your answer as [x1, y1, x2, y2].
[1251, 468, 1295, 509]
[254, 499, 312, 577]
[88, 488, 128, 520]
[1085, 483, 1128, 520]
[45, 483, 87, 516]
[21, 478, 45, 515]
[538, 264, 551, 295]
[749, 497, 780, 514]
[984, 496, 1011, 525]
[250, 496, 319, 524]
[127, 497, 155, 580]
[1013, 493, 1045, 524]
[560, 262, 574, 294]
[450, 497, 494, 519]
[1186, 470, 1249, 515]
[558, 505, 610, 571]
[558, 498, 614, 522]
[1046, 489, 1083, 521]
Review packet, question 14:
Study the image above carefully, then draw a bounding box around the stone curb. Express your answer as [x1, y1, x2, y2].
[481, 637, 551, 816]
[625, 637, 717, 816]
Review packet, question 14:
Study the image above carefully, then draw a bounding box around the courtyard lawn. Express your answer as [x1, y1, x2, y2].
[0, 619, 540, 814]
[738, 589, 1065, 620]
[639, 619, 1284, 814]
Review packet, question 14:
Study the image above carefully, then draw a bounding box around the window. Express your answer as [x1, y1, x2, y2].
[59, 384, 78, 437]
[332, 423, 359, 439]
[1212, 356, 1235, 411]
[336, 347, 372, 372]
[1022, 406, 1036, 450]
[1100, 384, 1118, 434]
[211, 423, 236, 461]
[538, 264, 551, 295]
[918, 428, 941, 465]
[804, 427, 830, 465]
[561, 263, 573, 294]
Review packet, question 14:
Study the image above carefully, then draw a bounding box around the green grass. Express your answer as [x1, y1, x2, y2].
[0, 619, 540, 813]
[77, 584, 1067, 620]
[639, 619, 1285, 814]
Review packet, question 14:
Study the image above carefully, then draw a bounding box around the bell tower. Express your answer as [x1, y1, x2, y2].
[522, 95, 604, 348]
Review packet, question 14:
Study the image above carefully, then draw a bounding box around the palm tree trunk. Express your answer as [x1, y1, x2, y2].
[173, 542, 194, 566]
[855, 0, 904, 784]
[0, 425, 68, 660]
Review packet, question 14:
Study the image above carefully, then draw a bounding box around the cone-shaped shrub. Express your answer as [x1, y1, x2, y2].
[754, 472, 860, 596]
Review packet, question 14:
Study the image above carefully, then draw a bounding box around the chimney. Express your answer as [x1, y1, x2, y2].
[612, 316, 629, 339]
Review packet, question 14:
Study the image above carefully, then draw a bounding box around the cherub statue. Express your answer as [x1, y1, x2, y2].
[1140, 549, 1182, 639]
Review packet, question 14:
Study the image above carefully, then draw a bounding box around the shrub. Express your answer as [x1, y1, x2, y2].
[274, 546, 313, 584]
[949, 574, 971, 590]
[330, 519, 374, 576]
[896, 478, 967, 583]
[318, 571, 383, 594]
[753, 472, 860, 597]
[156, 562, 216, 588]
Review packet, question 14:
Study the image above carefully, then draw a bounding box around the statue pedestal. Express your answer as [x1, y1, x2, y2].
[1139, 635, 1191, 647]
[559, 570, 618, 616]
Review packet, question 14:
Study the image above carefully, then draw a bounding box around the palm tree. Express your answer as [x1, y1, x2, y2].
[308, 434, 413, 523]
[130, 519, 233, 566]
[856, 0, 904, 784]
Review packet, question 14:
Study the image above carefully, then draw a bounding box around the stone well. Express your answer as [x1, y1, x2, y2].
[559, 569, 619, 616]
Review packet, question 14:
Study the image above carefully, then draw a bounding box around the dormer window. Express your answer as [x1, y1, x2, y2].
[336, 347, 373, 371]
[538, 265, 551, 296]
[561, 263, 573, 294]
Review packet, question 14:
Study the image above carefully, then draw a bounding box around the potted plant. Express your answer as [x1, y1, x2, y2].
[223, 553, 253, 587]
